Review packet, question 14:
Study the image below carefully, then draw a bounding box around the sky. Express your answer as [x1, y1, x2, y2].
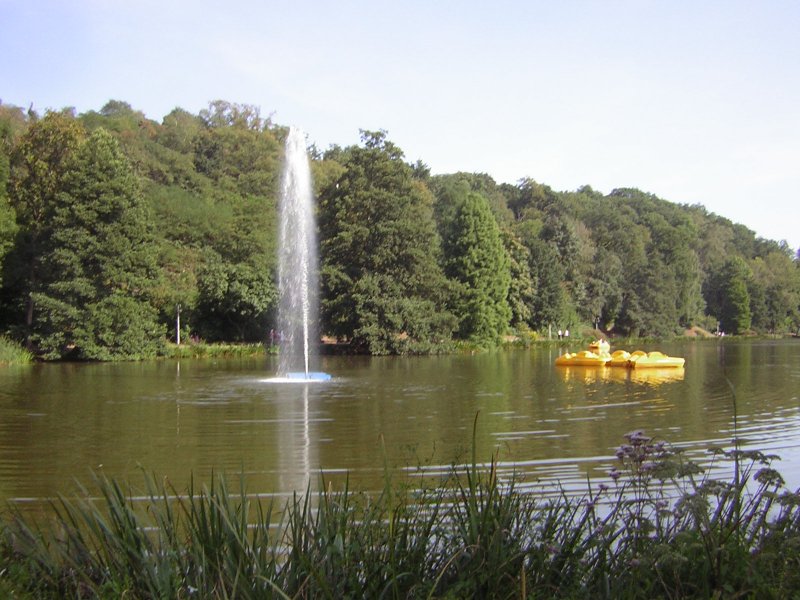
[2, 0, 799, 251]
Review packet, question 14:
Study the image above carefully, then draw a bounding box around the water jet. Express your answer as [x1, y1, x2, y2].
[275, 127, 330, 382]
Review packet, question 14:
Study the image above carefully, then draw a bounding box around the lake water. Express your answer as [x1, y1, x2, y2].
[1, 340, 799, 508]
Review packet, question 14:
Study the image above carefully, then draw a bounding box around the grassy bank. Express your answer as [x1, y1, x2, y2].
[2, 431, 799, 599]
[0, 339, 270, 364]
[0, 336, 33, 365]
[164, 341, 272, 359]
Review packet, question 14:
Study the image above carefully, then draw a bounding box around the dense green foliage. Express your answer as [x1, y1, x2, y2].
[34, 128, 163, 359]
[3, 434, 800, 598]
[0, 107, 18, 289]
[318, 131, 456, 354]
[0, 99, 798, 359]
[717, 256, 753, 335]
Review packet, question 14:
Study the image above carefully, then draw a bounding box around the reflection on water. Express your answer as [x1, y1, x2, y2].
[556, 365, 686, 385]
[0, 341, 798, 508]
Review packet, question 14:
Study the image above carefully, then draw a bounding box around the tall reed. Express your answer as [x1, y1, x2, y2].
[0, 336, 33, 364]
[2, 433, 799, 598]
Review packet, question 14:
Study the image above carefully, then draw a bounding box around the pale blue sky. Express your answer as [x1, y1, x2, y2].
[2, 0, 799, 250]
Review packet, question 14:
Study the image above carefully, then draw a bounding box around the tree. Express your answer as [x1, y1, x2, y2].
[158, 108, 204, 155]
[618, 255, 680, 337]
[430, 172, 514, 225]
[0, 105, 22, 287]
[748, 250, 800, 332]
[438, 184, 511, 344]
[30, 128, 164, 359]
[584, 247, 624, 330]
[5, 111, 85, 340]
[194, 253, 276, 342]
[191, 101, 281, 198]
[199, 100, 269, 131]
[510, 178, 559, 221]
[718, 256, 752, 334]
[526, 238, 565, 330]
[319, 130, 455, 353]
[501, 229, 535, 328]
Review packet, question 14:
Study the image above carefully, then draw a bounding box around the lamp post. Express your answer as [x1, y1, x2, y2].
[176, 304, 181, 345]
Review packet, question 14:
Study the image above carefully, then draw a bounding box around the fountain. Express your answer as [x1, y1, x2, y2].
[275, 127, 331, 382]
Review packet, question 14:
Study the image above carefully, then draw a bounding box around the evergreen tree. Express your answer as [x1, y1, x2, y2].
[502, 228, 535, 328]
[31, 128, 164, 359]
[440, 186, 511, 344]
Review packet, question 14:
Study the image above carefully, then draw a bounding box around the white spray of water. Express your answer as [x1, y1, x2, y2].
[277, 127, 319, 377]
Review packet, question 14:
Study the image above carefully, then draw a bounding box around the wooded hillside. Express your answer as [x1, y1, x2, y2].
[1, 100, 798, 358]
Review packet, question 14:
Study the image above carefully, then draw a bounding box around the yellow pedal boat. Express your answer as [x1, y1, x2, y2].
[555, 350, 611, 367]
[629, 351, 685, 369]
[607, 350, 633, 367]
[588, 339, 610, 352]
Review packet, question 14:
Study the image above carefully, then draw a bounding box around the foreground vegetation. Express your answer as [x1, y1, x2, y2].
[1, 100, 798, 360]
[2, 431, 798, 599]
[0, 335, 32, 364]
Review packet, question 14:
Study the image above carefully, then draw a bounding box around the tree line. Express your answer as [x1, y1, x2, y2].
[0, 99, 798, 359]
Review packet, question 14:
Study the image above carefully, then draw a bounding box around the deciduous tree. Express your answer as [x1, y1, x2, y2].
[319, 130, 455, 353]
[6, 111, 85, 340]
[718, 256, 752, 334]
[31, 128, 164, 359]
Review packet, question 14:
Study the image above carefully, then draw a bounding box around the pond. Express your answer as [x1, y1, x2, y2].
[1, 339, 798, 508]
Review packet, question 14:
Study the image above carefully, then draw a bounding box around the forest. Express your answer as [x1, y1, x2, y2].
[0, 99, 798, 360]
